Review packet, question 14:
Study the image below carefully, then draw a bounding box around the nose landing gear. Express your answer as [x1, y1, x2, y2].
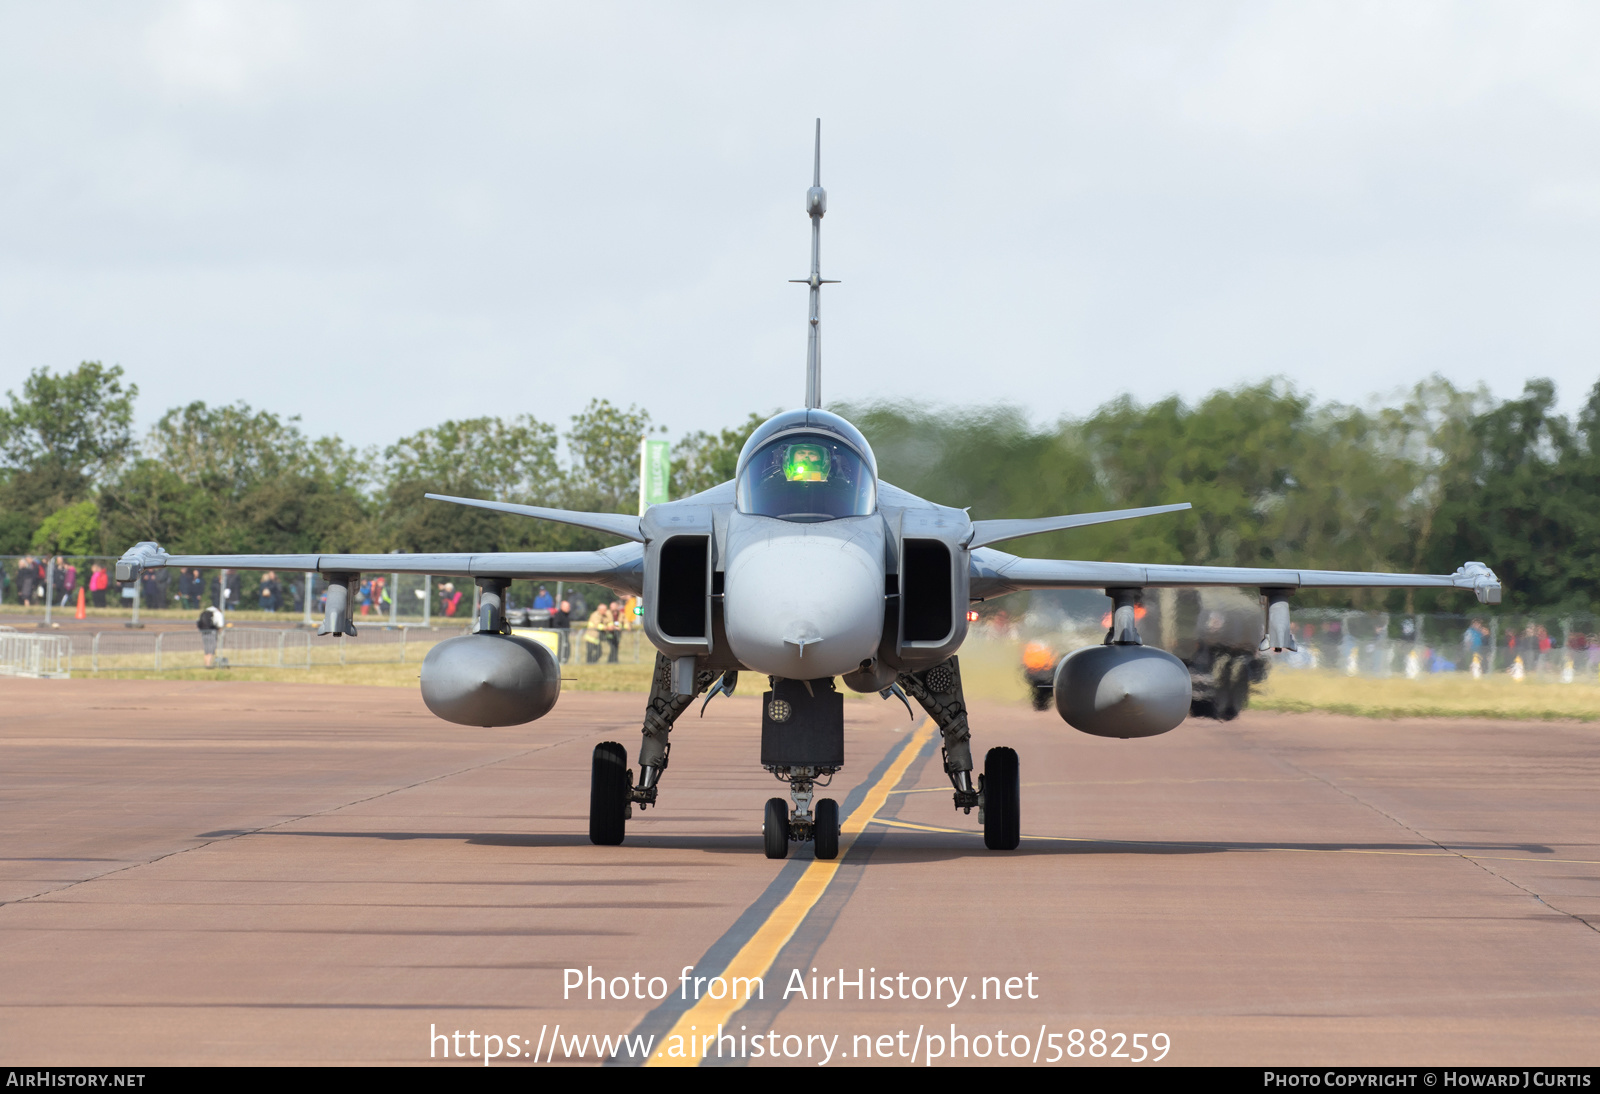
[760, 677, 845, 860]
[761, 766, 840, 860]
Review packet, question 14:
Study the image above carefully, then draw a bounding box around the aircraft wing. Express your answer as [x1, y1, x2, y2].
[422, 494, 644, 542]
[965, 502, 1192, 550]
[115, 541, 645, 595]
[969, 547, 1502, 604]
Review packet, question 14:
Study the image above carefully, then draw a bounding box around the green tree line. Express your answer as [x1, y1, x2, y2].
[2, 361, 1596, 611]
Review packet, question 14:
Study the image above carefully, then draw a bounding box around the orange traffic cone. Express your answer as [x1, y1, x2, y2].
[75, 586, 86, 620]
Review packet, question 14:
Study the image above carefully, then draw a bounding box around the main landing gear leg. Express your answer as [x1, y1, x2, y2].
[634, 651, 719, 809]
[900, 656, 1020, 851]
[899, 657, 979, 810]
[588, 652, 717, 847]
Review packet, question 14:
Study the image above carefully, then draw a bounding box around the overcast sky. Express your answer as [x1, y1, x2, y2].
[2, 2, 1598, 451]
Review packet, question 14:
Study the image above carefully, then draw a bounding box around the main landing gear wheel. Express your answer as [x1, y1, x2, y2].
[1222, 670, 1250, 722]
[982, 746, 1020, 851]
[589, 742, 629, 846]
[763, 798, 791, 860]
[814, 797, 840, 860]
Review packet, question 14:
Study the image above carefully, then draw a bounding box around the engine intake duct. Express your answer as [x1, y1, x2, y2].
[902, 539, 952, 642]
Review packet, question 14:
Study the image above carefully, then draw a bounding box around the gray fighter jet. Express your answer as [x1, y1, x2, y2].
[117, 121, 1503, 859]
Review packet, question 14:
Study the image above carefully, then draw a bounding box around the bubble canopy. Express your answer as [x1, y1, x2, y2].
[735, 409, 878, 522]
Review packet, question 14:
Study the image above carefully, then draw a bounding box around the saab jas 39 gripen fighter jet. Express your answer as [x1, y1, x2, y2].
[118, 121, 1503, 860]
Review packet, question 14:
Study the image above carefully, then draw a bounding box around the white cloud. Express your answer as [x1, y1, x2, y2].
[144, 0, 306, 97]
[1526, 181, 1600, 224]
[1, 1, 1598, 446]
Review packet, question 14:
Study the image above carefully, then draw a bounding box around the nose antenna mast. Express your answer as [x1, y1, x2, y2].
[790, 118, 838, 410]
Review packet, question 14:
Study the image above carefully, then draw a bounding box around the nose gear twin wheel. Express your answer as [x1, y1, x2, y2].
[589, 742, 630, 846]
[763, 798, 790, 859]
[762, 795, 839, 860]
[814, 797, 840, 860]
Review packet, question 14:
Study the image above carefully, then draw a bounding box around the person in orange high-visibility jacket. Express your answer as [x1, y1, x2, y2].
[1021, 641, 1058, 711]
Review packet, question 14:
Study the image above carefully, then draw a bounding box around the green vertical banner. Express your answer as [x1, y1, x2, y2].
[639, 438, 670, 515]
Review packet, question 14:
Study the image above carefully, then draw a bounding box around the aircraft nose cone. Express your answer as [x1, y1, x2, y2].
[784, 619, 823, 651]
[724, 531, 883, 679]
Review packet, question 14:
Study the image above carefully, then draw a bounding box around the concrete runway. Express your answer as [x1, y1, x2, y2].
[2, 677, 1597, 1066]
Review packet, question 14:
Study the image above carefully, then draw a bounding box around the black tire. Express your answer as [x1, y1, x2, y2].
[589, 742, 629, 846]
[814, 798, 840, 860]
[1217, 661, 1249, 721]
[763, 797, 790, 860]
[1230, 673, 1252, 718]
[983, 746, 1020, 851]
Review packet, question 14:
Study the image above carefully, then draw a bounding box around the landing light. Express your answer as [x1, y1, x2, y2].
[966, 610, 980, 622]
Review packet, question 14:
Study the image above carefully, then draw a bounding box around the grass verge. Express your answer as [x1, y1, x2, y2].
[55, 635, 1600, 721]
[1254, 670, 1600, 721]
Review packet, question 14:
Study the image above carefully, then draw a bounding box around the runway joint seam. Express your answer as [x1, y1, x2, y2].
[1273, 755, 1599, 937]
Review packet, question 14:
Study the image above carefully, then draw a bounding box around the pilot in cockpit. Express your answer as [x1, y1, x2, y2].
[783, 443, 830, 482]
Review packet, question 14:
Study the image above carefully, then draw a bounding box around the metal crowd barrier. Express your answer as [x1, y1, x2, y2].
[1002, 600, 1600, 686]
[1264, 610, 1600, 682]
[0, 621, 650, 679]
[0, 628, 69, 678]
[17, 626, 472, 675]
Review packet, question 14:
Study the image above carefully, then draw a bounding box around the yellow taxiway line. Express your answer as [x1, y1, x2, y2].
[645, 717, 936, 1067]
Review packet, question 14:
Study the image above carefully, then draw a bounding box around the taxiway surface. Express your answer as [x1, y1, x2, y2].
[1, 677, 1597, 1066]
